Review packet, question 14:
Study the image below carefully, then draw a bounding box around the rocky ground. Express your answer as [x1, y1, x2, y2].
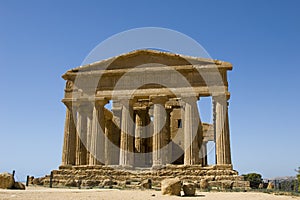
[0, 186, 299, 200]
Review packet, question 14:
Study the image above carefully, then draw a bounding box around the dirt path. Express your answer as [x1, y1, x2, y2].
[0, 187, 299, 200]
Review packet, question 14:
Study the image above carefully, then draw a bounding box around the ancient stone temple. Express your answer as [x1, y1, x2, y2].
[40, 50, 249, 189]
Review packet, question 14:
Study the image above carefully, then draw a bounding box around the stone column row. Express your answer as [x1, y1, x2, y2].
[116, 95, 173, 168]
[61, 100, 111, 166]
[61, 94, 223, 167]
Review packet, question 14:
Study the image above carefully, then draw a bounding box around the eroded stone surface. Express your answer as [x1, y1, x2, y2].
[0, 172, 14, 189]
[13, 182, 25, 190]
[161, 178, 181, 196]
[140, 179, 152, 189]
[182, 182, 196, 196]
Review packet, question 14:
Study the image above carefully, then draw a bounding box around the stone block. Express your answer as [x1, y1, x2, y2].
[161, 178, 182, 196]
[140, 179, 152, 189]
[0, 173, 15, 189]
[13, 182, 25, 190]
[200, 179, 209, 189]
[182, 183, 196, 196]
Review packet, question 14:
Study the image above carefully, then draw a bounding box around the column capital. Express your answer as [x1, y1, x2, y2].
[94, 97, 109, 107]
[150, 95, 168, 104]
[180, 94, 199, 103]
[62, 100, 74, 109]
[134, 106, 148, 111]
[62, 98, 81, 109]
[77, 101, 93, 115]
[212, 94, 230, 102]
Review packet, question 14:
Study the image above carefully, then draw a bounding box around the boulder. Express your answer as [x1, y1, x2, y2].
[193, 181, 200, 188]
[27, 176, 34, 185]
[140, 179, 152, 189]
[0, 172, 15, 189]
[200, 179, 208, 189]
[13, 182, 25, 190]
[161, 178, 181, 196]
[182, 183, 195, 196]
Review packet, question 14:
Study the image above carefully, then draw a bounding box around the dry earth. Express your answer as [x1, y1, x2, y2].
[0, 186, 299, 200]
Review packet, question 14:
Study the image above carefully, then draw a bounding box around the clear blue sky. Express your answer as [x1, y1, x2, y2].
[0, 0, 299, 181]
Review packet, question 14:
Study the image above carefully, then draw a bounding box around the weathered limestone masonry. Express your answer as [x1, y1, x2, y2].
[37, 50, 249, 189]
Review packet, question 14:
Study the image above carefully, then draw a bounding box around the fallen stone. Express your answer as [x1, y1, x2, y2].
[200, 179, 208, 189]
[182, 183, 195, 196]
[13, 182, 25, 190]
[28, 176, 34, 185]
[161, 178, 181, 196]
[0, 172, 15, 189]
[193, 181, 200, 188]
[140, 179, 152, 189]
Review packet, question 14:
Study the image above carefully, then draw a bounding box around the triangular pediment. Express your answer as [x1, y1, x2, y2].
[68, 49, 231, 73]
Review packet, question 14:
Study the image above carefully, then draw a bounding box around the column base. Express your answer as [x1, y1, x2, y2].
[215, 164, 233, 170]
[58, 164, 74, 169]
[118, 165, 134, 170]
[151, 164, 166, 170]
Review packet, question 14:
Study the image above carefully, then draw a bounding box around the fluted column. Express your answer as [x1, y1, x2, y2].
[86, 108, 93, 165]
[145, 110, 152, 167]
[111, 101, 122, 164]
[61, 102, 77, 166]
[105, 119, 113, 165]
[214, 95, 232, 165]
[200, 142, 208, 166]
[151, 95, 168, 167]
[134, 108, 147, 167]
[75, 103, 89, 165]
[162, 108, 171, 164]
[182, 95, 200, 165]
[119, 98, 135, 167]
[89, 99, 108, 165]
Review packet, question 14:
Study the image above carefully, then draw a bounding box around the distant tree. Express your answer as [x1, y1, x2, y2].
[297, 167, 300, 192]
[242, 173, 262, 189]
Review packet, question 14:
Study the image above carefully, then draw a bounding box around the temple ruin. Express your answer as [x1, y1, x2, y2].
[41, 49, 249, 189]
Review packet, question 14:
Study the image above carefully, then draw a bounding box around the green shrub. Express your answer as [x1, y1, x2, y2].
[242, 173, 262, 189]
[297, 167, 300, 192]
[298, 176, 300, 192]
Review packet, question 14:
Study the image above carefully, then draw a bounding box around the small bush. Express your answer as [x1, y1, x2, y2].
[242, 173, 262, 189]
[297, 167, 300, 192]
